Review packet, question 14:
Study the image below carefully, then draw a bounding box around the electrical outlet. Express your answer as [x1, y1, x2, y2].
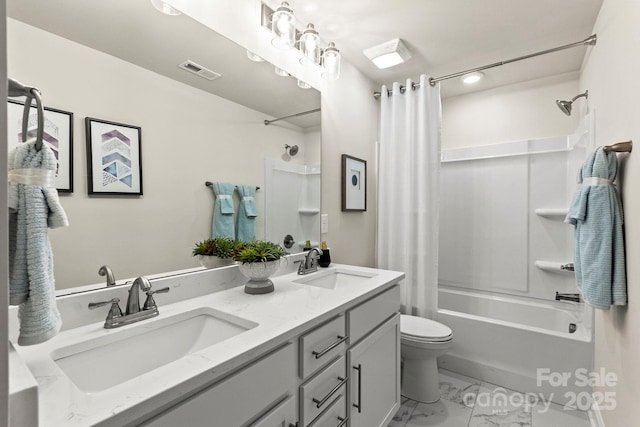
[321, 214, 329, 234]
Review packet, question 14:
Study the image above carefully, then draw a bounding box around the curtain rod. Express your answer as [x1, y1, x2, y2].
[264, 108, 321, 125]
[373, 34, 597, 99]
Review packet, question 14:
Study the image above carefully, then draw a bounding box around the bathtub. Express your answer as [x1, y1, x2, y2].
[437, 286, 594, 407]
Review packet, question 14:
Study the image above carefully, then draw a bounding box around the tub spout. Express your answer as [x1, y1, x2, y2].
[555, 292, 581, 303]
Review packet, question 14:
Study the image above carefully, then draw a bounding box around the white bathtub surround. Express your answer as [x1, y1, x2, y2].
[377, 75, 441, 318]
[388, 370, 591, 427]
[437, 287, 593, 407]
[9, 261, 404, 426]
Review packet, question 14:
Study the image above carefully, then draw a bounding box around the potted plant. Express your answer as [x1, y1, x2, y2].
[192, 237, 240, 269]
[233, 240, 286, 294]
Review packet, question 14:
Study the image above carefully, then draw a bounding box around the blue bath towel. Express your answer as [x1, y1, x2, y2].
[210, 182, 235, 239]
[8, 140, 69, 346]
[236, 185, 257, 242]
[565, 147, 626, 309]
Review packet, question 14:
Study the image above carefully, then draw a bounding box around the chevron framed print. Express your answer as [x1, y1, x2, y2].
[85, 117, 143, 195]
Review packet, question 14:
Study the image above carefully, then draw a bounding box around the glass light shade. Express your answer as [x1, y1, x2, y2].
[150, 0, 181, 16]
[246, 50, 265, 62]
[299, 24, 321, 65]
[297, 80, 311, 89]
[274, 66, 290, 77]
[321, 42, 341, 80]
[271, 2, 296, 50]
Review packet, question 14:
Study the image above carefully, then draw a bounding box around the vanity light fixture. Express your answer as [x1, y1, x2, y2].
[299, 24, 321, 65]
[363, 38, 411, 69]
[150, 0, 181, 16]
[271, 2, 296, 50]
[321, 42, 341, 80]
[461, 71, 484, 84]
[274, 66, 291, 77]
[246, 50, 265, 62]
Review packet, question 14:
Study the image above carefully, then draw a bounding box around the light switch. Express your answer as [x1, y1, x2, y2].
[321, 214, 329, 234]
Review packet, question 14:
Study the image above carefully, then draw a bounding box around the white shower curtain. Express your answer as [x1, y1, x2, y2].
[377, 75, 441, 319]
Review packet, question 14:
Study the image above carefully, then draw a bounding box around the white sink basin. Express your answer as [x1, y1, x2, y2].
[51, 307, 257, 393]
[293, 268, 378, 290]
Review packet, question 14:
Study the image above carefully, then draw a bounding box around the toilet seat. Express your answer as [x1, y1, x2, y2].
[400, 314, 452, 342]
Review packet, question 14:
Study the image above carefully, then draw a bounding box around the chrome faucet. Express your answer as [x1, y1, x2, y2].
[555, 292, 581, 303]
[98, 265, 116, 287]
[298, 248, 322, 275]
[89, 276, 170, 329]
[126, 276, 152, 315]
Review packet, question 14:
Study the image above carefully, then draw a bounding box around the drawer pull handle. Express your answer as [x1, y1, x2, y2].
[312, 376, 348, 409]
[336, 416, 349, 427]
[312, 335, 348, 359]
[353, 364, 362, 413]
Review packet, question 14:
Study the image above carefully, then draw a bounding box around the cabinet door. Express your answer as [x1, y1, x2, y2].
[250, 395, 297, 427]
[347, 314, 400, 427]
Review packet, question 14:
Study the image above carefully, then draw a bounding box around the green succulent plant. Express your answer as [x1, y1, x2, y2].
[233, 240, 286, 264]
[192, 238, 243, 259]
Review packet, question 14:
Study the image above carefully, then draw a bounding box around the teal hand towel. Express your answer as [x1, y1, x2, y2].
[211, 182, 236, 239]
[236, 184, 257, 242]
[8, 140, 68, 345]
[565, 147, 627, 309]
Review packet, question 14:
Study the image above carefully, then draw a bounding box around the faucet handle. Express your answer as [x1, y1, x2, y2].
[143, 286, 170, 311]
[88, 298, 123, 320]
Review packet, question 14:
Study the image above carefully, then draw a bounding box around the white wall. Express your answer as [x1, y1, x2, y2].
[580, 1, 640, 424]
[7, 19, 311, 289]
[442, 73, 580, 149]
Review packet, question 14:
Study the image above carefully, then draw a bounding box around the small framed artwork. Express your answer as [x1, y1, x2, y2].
[341, 154, 367, 212]
[7, 100, 74, 192]
[85, 117, 143, 195]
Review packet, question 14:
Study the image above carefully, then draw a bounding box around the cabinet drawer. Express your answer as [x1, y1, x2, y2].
[348, 285, 399, 345]
[142, 343, 296, 427]
[299, 315, 346, 378]
[308, 393, 347, 427]
[300, 356, 347, 427]
[249, 395, 297, 427]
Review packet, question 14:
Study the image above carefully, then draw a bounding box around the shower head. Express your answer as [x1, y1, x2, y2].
[556, 90, 588, 116]
[285, 144, 299, 156]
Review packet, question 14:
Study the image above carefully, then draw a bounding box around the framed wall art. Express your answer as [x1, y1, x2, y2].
[7, 100, 74, 192]
[341, 154, 367, 212]
[85, 117, 143, 195]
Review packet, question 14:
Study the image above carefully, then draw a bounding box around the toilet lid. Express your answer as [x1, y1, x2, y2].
[400, 314, 452, 340]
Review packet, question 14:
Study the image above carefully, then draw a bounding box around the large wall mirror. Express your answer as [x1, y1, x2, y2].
[7, 0, 321, 290]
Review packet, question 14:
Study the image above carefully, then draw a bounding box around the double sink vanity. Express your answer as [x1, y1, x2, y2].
[9, 254, 404, 427]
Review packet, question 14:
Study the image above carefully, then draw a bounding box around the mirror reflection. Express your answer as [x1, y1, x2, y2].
[7, 0, 321, 290]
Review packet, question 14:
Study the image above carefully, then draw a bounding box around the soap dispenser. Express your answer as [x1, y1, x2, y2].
[303, 240, 312, 251]
[319, 241, 331, 267]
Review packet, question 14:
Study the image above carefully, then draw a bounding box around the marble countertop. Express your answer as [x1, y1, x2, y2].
[10, 263, 404, 427]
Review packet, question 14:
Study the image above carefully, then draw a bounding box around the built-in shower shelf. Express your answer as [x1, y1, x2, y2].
[535, 260, 574, 274]
[534, 208, 569, 219]
[298, 209, 320, 215]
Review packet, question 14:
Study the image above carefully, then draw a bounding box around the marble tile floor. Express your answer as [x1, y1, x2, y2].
[388, 369, 592, 427]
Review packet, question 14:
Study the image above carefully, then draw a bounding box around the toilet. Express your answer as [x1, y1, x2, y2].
[400, 314, 453, 403]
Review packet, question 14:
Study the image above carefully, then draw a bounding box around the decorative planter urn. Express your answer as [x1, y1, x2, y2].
[198, 255, 235, 269]
[238, 259, 281, 294]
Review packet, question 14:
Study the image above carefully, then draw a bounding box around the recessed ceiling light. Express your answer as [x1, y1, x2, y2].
[461, 72, 484, 84]
[150, 0, 181, 16]
[363, 38, 412, 70]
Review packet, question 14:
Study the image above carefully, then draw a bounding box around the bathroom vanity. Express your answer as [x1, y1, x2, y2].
[9, 258, 404, 427]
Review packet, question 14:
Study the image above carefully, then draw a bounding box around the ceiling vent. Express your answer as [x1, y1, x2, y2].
[177, 60, 221, 80]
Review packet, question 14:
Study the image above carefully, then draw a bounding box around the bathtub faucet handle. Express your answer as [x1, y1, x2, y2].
[555, 292, 581, 303]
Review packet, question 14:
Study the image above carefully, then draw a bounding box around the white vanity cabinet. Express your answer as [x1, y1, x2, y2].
[138, 284, 400, 427]
[141, 343, 297, 427]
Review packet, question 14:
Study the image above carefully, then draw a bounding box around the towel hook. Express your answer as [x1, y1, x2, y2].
[8, 78, 45, 151]
[603, 140, 632, 153]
